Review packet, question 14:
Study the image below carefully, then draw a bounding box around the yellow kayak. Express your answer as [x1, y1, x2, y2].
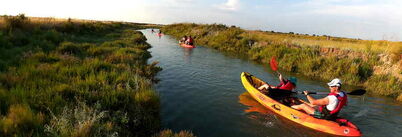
[240, 72, 361, 136]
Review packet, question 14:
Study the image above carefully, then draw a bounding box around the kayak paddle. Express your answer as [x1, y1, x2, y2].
[294, 89, 366, 96]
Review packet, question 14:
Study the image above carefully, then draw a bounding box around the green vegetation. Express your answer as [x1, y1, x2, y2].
[0, 14, 170, 136]
[161, 23, 402, 101]
[154, 129, 195, 137]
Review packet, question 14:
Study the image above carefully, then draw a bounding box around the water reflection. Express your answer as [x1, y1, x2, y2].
[239, 92, 341, 137]
[182, 48, 193, 63]
[238, 92, 272, 114]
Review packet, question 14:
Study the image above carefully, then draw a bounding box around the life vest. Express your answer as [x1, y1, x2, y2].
[188, 38, 193, 43]
[277, 80, 295, 91]
[319, 91, 347, 116]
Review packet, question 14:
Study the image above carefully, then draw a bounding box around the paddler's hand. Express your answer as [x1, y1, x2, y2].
[303, 91, 310, 95]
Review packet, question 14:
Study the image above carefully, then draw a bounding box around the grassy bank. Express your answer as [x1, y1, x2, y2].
[0, 14, 195, 136]
[161, 23, 402, 101]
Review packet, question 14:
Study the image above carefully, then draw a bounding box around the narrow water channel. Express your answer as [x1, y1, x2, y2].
[142, 29, 402, 137]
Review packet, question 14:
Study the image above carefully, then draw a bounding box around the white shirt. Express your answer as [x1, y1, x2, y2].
[326, 92, 345, 111]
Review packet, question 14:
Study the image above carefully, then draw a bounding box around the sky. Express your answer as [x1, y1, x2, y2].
[1, 0, 402, 41]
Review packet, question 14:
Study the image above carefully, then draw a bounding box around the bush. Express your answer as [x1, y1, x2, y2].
[57, 42, 85, 56]
[365, 75, 401, 97]
[3, 14, 31, 32]
[45, 100, 112, 137]
[0, 104, 44, 136]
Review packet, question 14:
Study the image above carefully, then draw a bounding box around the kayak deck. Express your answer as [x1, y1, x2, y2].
[240, 72, 361, 137]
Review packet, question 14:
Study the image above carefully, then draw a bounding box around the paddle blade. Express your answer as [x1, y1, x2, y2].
[347, 89, 366, 95]
[270, 56, 278, 71]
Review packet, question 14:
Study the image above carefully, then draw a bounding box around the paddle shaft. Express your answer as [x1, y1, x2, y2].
[293, 91, 328, 95]
[293, 89, 366, 96]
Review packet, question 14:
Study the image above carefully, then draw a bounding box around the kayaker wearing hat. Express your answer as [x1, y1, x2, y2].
[258, 73, 297, 91]
[258, 74, 297, 104]
[179, 35, 187, 44]
[291, 78, 347, 120]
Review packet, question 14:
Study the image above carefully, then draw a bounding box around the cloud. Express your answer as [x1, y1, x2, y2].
[164, 0, 194, 4]
[297, 0, 402, 26]
[214, 0, 241, 11]
[270, 0, 402, 40]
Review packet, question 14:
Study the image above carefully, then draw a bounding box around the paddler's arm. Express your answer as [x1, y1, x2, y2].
[304, 91, 329, 106]
[258, 83, 268, 90]
[278, 73, 285, 83]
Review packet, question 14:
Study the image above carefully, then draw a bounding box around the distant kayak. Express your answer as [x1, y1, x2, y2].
[157, 33, 163, 36]
[179, 43, 196, 48]
[240, 72, 362, 137]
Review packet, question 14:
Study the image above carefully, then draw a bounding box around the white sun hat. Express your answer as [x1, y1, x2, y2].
[328, 78, 342, 87]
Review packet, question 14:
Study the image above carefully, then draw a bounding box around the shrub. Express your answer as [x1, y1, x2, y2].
[45, 100, 112, 137]
[3, 14, 31, 32]
[397, 94, 402, 102]
[57, 42, 84, 56]
[365, 75, 401, 97]
[0, 104, 44, 136]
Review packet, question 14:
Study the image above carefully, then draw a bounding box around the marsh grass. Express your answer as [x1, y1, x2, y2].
[0, 15, 163, 136]
[0, 104, 44, 136]
[365, 75, 401, 97]
[155, 129, 196, 137]
[162, 23, 401, 100]
[45, 100, 111, 137]
[244, 30, 402, 53]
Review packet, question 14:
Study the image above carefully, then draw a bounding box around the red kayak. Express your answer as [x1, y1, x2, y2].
[179, 43, 196, 48]
[157, 33, 163, 36]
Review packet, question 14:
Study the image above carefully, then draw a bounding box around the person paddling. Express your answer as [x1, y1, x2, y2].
[257, 74, 297, 104]
[157, 30, 162, 38]
[179, 36, 187, 44]
[258, 73, 297, 91]
[291, 78, 347, 120]
[186, 36, 194, 45]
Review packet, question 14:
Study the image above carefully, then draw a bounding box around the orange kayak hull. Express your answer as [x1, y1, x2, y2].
[179, 43, 196, 48]
[240, 72, 362, 137]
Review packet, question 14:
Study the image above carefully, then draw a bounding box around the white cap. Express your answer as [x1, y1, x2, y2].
[328, 78, 342, 87]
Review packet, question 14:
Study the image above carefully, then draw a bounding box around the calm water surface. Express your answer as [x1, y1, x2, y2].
[141, 29, 402, 137]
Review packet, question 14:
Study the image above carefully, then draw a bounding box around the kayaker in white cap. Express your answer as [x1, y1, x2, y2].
[291, 78, 348, 120]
